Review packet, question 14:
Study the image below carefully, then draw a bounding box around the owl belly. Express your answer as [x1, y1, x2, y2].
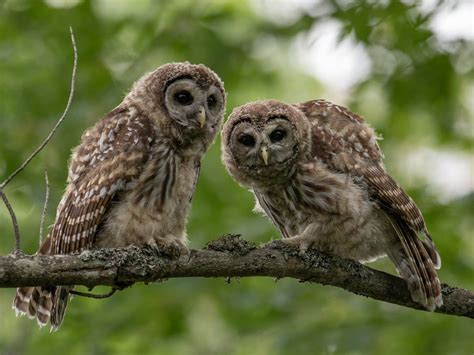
[94, 158, 197, 249]
[272, 183, 397, 263]
[297, 207, 396, 263]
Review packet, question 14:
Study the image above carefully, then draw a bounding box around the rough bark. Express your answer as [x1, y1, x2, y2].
[1, 235, 472, 318]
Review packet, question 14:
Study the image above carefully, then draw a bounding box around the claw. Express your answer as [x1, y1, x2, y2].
[298, 242, 309, 257]
[263, 239, 285, 250]
[147, 239, 189, 258]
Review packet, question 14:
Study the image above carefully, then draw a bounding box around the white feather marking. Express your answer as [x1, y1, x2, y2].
[79, 153, 91, 162]
[99, 131, 108, 151]
[36, 318, 47, 328]
[99, 186, 108, 197]
[14, 307, 26, 317]
[354, 142, 363, 152]
[37, 305, 51, 316]
[15, 292, 31, 303]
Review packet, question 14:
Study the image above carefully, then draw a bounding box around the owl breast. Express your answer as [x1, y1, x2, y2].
[258, 163, 399, 263]
[94, 153, 198, 249]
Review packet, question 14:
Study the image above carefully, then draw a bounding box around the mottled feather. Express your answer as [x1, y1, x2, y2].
[222, 98, 442, 310]
[13, 62, 226, 330]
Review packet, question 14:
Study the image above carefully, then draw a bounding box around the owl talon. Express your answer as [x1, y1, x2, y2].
[264, 237, 310, 257]
[148, 239, 188, 258]
[264, 239, 286, 250]
[277, 236, 312, 257]
[298, 243, 308, 257]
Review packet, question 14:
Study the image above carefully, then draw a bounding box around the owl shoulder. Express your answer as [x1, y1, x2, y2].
[294, 100, 384, 165]
[68, 105, 156, 185]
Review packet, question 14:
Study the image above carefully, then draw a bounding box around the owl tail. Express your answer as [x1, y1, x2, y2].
[13, 286, 54, 327]
[50, 286, 71, 331]
[13, 286, 71, 331]
[387, 217, 443, 311]
[12, 236, 71, 331]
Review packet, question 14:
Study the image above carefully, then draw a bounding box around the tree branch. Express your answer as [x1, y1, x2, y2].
[0, 190, 21, 253]
[1, 235, 472, 319]
[39, 168, 50, 246]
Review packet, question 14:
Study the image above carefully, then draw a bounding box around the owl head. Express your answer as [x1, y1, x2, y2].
[127, 62, 226, 146]
[222, 100, 312, 188]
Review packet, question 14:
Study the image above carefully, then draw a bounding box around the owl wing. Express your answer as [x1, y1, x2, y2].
[296, 99, 432, 237]
[49, 106, 155, 255]
[297, 100, 442, 309]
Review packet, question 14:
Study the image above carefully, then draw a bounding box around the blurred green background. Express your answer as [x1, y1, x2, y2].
[0, 0, 473, 354]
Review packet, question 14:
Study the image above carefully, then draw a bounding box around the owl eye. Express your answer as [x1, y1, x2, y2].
[269, 129, 286, 142]
[174, 90, 194, 105]
[238, 134, 256, 147]
[207, 95, 217, 109]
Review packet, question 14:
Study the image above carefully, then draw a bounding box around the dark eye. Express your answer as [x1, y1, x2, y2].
[174, 90, 193, 105]
[269, 129, 286, 142]
[238, 134, 256, 147]
[207, 95, 217, 109]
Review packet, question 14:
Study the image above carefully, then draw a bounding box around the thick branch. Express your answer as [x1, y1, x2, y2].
[1, 235, 472, 318]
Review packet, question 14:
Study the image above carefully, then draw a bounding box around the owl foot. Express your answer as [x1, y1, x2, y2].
[148, 239, 189, 258]
[281, 235, 312, 256]
[265, 236, 311, 257]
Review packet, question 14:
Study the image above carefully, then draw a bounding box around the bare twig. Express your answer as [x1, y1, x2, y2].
[0, 191, 21, 253]
[39, 168, 50, 246]
[70, 288, 116, 299]
[0, 27, 77, 190]
[0, 235, 472, 318]
[0, 27, 77, 254]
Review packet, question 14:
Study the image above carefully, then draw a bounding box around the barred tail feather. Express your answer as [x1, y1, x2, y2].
[29, 287, 40, 319]
[51, 286, 71, 332]
[13, 287, 34, 317]
[387, 216, 443, 311]
[13, 285, 71, 331]
[421, 231, 441, 269]
[13, 286, 55, 327]
[36, 288, 54, 327]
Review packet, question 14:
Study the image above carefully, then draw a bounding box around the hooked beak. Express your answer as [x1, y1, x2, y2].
[197, 106, 206, 128]
[261, 146, 269, 166]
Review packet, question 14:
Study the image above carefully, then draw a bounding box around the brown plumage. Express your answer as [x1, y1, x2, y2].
[13, 62, 226, 330]
[222, 99, 442, 311]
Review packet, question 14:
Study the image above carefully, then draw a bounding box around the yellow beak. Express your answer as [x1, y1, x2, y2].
[261, 146, 269, 165]
[197, 106, 206, 128]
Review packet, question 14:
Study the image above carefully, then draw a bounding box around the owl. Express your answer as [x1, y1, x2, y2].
[222, 99, 442, 311]
[13, 62, 226, 330]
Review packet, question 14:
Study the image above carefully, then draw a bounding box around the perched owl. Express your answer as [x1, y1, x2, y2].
[13, 62, 226, 330]
[222, 99, 442, 311]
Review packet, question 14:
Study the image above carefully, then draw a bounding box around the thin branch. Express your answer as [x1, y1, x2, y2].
[70, 288, 116, 299]
[39, 168, 50, 246]
[0, 27, 77, 190]
[0, 191, 20, 253]
[0, 235, 472, 318]
[0, 27, 77, 254]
